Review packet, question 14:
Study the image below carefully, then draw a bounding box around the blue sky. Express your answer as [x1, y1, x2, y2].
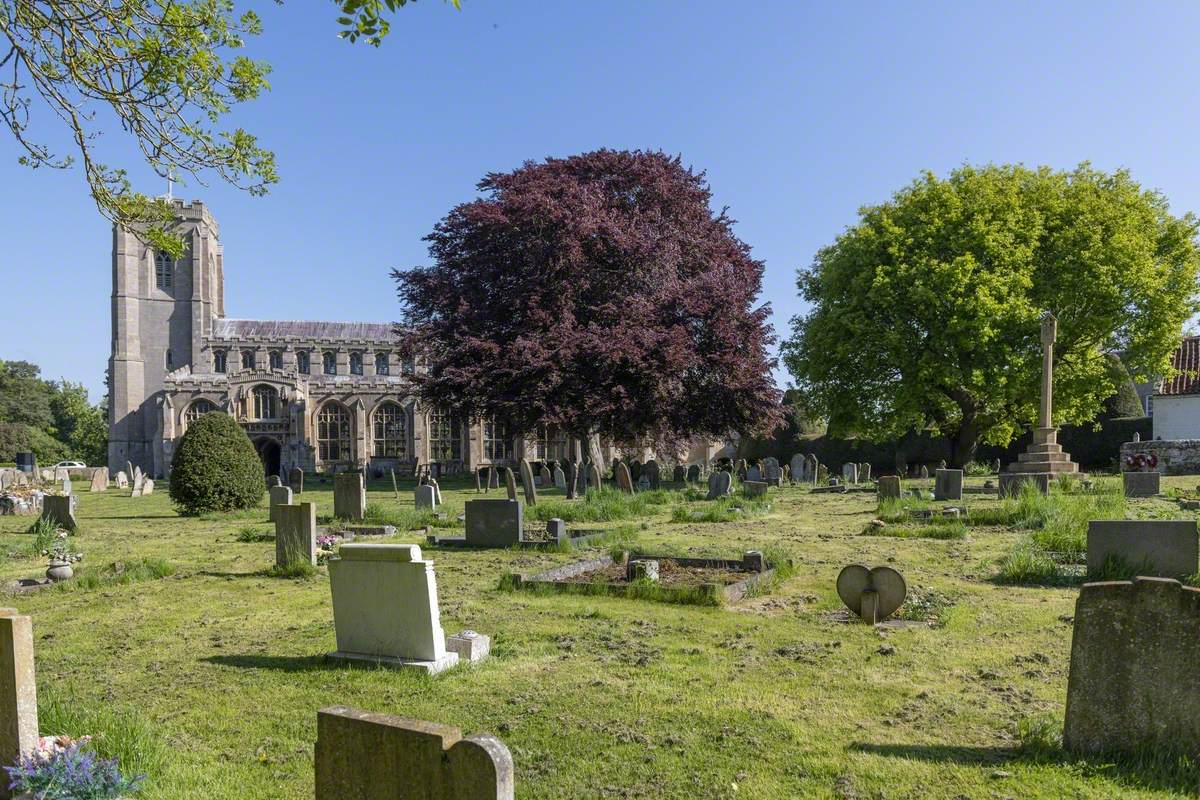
[3, 1, 1199, 400]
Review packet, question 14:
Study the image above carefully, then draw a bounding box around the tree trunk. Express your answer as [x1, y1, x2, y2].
[948, 417, 982, 469]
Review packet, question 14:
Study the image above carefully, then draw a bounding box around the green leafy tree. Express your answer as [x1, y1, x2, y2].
[336, 0, 459, 45]
[50, 382, 108, 465]
[783, 164, 1200, 467]
[0, 422, 69, 465]
[0, 361, 55, 431]
[168, 411, 263, 515]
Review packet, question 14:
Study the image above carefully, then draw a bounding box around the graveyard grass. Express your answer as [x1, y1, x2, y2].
[1, 474, 1197, 799]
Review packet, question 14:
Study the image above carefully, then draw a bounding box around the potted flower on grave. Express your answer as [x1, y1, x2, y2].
[316, 533, 344, 564]
[6, 738, 143, 799]
[42, 529, 82, 582]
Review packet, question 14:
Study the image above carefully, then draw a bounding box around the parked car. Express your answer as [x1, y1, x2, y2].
[51, 460, 86, 470]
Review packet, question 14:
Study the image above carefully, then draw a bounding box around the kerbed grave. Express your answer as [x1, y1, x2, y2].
[426, 499, 610, 549]
[505, 550, 786, 604]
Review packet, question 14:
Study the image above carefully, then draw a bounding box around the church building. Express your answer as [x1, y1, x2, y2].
[108, 200, 729, 478]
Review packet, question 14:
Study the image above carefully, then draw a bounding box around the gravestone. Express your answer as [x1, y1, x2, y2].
[644, 460, 661, 490]
[877, 475, 902, 500]
[746, 465, 762, 482]
[475, 468, 483, 493]
[937, 459, 947, 470]
[276, 501, 317, 567]
[859, 463, 871, 483]
[919, 465, 929, 479]
[672, 465, 686, 483]
[415, 485, 438, 510]
[116, 470, 129, 488]
[630, 461, 643, 484]
[816, 464, 829, 483]
[743, 480, 768, 498]
[566, 462, 579, 500]
[810, 456, 821, 485]
[334, 472, 366, 521]
[706, 470, 732, 500]
[269, 485, 294, 522]
[546, 519, 567, 545]
[627, 559, 660, 582]
[790, 454, 806, 483]
[842, 463, 858, 485]
[131, 471, 144, 496]
[40, 495, 77, 531]
[762, 457, 781, 486]
[615, 462, 634, 494]
[636, 475, 651, 491]
[991, 458, 1001, 474]
[503, 468, 518, 502]
[1086, 520, 1198, 578]
[125, 461, 135, 484]
[1123, 471, 1160, 498]
[464, 499, 523, 547]
[1063, 577, 1200, 757]
[686, 464, 701, 483]
[314, 705, 514, 800]
[518, 460, 538, 506]
[267, 475, 282, 489]
[553, 465, 567, 490]
[429, 478, 443, 506]
[0, 609, 38, 798]
[933, 469, 963, 501]
[488, 467, 499, 490]
[88, 467, 108, 493]
[539, 465, 552, 488]
[142, 479, 155, 496]
[289, 467, 304, 494]
[328, 544, 457, 674]
[836, 564, 907, 624]
[589, 463, 603, 493]
[133, 465, 143, 485]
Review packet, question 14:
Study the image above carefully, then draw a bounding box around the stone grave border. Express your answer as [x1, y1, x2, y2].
[426, 526, 611, 550]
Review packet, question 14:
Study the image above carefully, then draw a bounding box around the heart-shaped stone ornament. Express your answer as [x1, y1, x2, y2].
[836, 564, 907, 621]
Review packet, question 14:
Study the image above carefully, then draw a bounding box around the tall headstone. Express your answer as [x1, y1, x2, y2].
[314, 706, 514, 800]
[842, 463, 858, 485]
[289, 467, 304, 494]
[859, 463, 871, 483]
[933, 469, 963, 501]
[1064, 578, 1200, 757]
[565, 462, 578, 500]
[672, 465, 686, 483]
[790, 454, 806, 483]
[327, 544, 457, 674]
[131, 470, 145, 497]
[518, 460, 538, 506]
[276, 501, 317, 567]
[686, 464, 701, 483]
[539, 465, 552, 488]
[334, 472, 366, 521]
[488, 467, 499, 490]
[630, 460, 643, 484]
[615, 462, 634, 494]
[474, 468, 483, 493]
[644, 460, 661, 490]
[762, 457, 781, 486]
[919, 465, 929, 479]
[88, 467, 108, 493]
[503, 468, 518, 502]
[553, 465, 567, 490]
[0, 609, 38, 799]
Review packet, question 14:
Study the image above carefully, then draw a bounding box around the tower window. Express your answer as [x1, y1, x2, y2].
[375, 353, 389, 376]
[165, 349, 172, 370]
[241, 349, 255, 370]
[323, 351, 337, 375]
[297, 351, 310, 375]
[154, 251, 174, 292]
[350, 352, 363, 376]
[269, 350, 283, 370]
[213, 351, 227, 373]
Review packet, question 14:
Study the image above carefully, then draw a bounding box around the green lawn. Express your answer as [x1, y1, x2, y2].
[1, 473, 1196, 799]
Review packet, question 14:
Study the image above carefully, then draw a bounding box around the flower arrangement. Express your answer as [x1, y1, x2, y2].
[5, 740, 143, 799]
[1123, 452, 1158, 472]
[316, 533, 343, 564]
[41, 530, 83, 566]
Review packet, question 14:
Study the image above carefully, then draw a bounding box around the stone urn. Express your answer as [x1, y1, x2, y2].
[46, 560, 74, 582]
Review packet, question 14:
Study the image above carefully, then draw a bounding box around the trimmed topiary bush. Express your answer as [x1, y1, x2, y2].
[168, 412, 264, 516]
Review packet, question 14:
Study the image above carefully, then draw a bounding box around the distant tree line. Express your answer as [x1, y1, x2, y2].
[0, 361, 107, 466]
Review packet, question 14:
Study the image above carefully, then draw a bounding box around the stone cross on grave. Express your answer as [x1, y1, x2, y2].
[1039, 311, 1056, 433]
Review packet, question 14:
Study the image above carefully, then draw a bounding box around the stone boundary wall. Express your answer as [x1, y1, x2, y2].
[1119, 440, 1200, 475]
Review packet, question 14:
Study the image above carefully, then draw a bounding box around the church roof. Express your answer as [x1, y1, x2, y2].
[1159, 336, 1200, 396]
[213, 318, 398, 342]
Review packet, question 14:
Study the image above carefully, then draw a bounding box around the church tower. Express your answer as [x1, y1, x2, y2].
[108, 200, 224, 474]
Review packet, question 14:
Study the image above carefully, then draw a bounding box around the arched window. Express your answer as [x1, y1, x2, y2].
[484, 417, 512, 462]
[154, 251, 173, 292]
[536, 425, 570, 462]
[241, 349, 255, 370]
[372, 402, 408, 458]
[251, 385, 279, 420]
[268, 350, 283, 370]
[375, 352, 390, 376]
[183, 399, 216, 431]
[213, 350, 227, 373]
[297, 351, 310, 375]
[428, 408, 461, 462]
[317, 402, 352, 462]
[322, 351, 337, 375]
[350, 352, 363, 376]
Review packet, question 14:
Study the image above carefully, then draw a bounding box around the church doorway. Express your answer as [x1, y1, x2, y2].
[255, 438, 281, 479]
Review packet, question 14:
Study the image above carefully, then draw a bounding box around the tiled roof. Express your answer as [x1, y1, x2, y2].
[213, 318, 397, 342]
[1159, 336, 1200, 395]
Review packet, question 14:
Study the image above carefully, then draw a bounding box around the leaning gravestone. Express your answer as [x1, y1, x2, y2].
[836, 564, 907, 624]
[589, 463, 603, 493]
[314, 705, 514, 800]
[0, 608, 39, 784]
[933, 469, 963, 501]
[334, 472, 366, 521]
[1063, 577, 1200, 758]
[415, 484, 438, 510]
[706, 470, 732, 500]
[615, 462, 634, 494]
[503, 468, 518, 502]
[518, 460, 538, 506]
[686, 464, 701, 483]
[327, 544, 458, 674]
[644, 460, 661, 490]
[88, 467, 108, 493]
[269, 485, 294, 522]
[40, 495, 77, 532]
[115, 471, 129, 489]
[1086, 520, 1198, 578]
[289, 467, 304, 494]
[276, 501, 317, 567]
[429, 478, 443, 506]
[877, 475, 902, 500]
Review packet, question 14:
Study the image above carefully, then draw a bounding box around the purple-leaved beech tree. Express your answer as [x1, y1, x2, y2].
[393, 149, 780, 456]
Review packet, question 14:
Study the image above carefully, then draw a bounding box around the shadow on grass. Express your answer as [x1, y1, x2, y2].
[203, 654, 337, 673]
[84, 514, 179, 520]
[851, 742, 1200, 795]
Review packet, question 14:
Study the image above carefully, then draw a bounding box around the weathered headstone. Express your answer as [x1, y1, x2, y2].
[762, 457, 781, 486]
[627, 559, 660, 582]
[475, 468, 483, 493]
[565, 462, 578, 500]
[588, 463, 603, 493]
[1086, 520, 1198, 578]
[276, 501, 318, 567]
[877, 475, 902, 500]
[289, 467, 304, 494]
[269, 485, 294, 522]
[1063, 577, 1200, 758]
[630, 460, 643, 484]
[553, 465, 567, 490]
[465, 499, 523, 547]
[859, 463, 871, 483]
[991, 458, 1001, 474]
[615, 462, 634, 494]
[842, 463, 858, 485]
[429, 478, 443, 506]
[314, 705, 514, 800]
[706, 470, 732, 500]
[88, 467, 108, 493]
[131, 470, 145, 497]
[488, 467, 499, 490]
[790, 454, 806, 483]
[142, 478, 155, 496]
[503, 468, 518, 502]
[415, 484, 438, 510]
[644, 460, 661, 490]
[919, 465, 929, 479]
[115, 470, 129, 488]
[538, 465, 552, 488]
[267, 475, 282, 489]
[816, 463, 829, 484]
[0, 609, 38, 798]
[743, 480, 768, 498]
[836, 564, 907, 624]
[686, 464, 701, 483]
[933, 469, 963, 501]
[1122, 471, 1160, 498]
[672, 465, 686, 483]
[334, 472, 366, 521]
[746, 464, 762, 482]
[518, 460, 538, 506]
[327, 544, 457, 674]
[40, 494, 77, 531]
